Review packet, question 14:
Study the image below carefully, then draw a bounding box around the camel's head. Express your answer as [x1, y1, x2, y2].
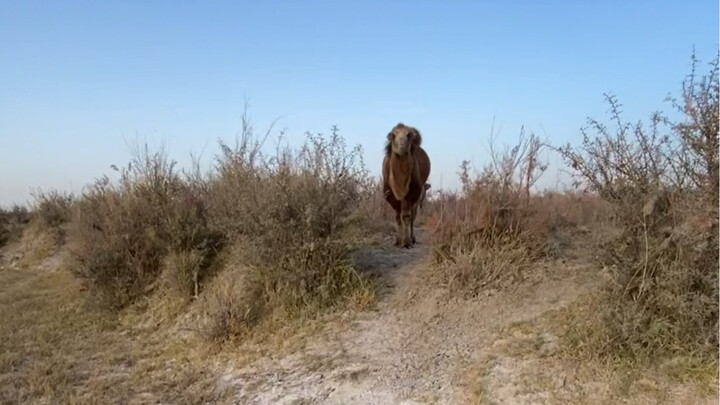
[387, 123, 421, 156]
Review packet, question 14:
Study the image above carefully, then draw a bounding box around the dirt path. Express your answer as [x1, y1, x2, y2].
[223, 231, 604, 404]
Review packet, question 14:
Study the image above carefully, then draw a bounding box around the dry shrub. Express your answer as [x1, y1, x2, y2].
[428, 129, 550, 292]
[202, 123, 374, 339]
[67, 145, 219, 309]
[29, 189, 74, 244]
[556, 51, 719, 362]
[67, 112, 373, 335]
[0, 205, 29, 248]
[208, 122, 370, 243]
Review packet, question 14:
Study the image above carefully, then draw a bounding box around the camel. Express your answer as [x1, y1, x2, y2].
[382, 123, 431, 248]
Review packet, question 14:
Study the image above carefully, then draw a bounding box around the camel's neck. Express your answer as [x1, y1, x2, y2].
[389, 152, 414, 200]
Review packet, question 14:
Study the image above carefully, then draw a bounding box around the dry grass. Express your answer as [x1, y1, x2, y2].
[197, 239, 375, 343]
[426, 129, 561, 293]
[14, 226, 59, 270]
[546, 294, 717, 401]
[0, 261, 231, 405]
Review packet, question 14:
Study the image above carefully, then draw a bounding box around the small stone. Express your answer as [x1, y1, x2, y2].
[539, 333, 559, 357]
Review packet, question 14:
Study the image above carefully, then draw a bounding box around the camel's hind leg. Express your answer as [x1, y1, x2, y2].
[394, 210, 402, 246]
[400, 201, 413, 248]
[411, 205, 418, 244]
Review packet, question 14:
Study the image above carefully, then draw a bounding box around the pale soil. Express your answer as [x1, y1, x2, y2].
[0, 230, 716, 405]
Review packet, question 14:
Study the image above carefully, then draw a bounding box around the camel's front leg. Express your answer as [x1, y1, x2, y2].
[400, 200, 413, 248]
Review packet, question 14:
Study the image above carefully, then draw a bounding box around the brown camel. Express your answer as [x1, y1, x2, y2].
[382, 123, 431, 248]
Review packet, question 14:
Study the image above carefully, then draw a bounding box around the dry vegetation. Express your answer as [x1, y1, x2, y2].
[554, 51, 719, 367]
[0, 265, 236, 404]
[0, 51, 717, 403]
[423, 126, 616, 300]
[0, 117, 382, 404]
[421, 51, 718, 399]
[62, 117, 378, 339]
[426, 128, 554, 295]
[0, 205, 29, 249]
[29, 189, 74, 244]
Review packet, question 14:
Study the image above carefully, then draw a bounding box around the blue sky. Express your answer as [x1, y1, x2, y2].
[1, 1, 717, 207]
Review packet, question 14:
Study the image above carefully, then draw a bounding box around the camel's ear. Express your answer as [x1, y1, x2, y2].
[387, 131, 394, 142]
[408, 127, 422, 146]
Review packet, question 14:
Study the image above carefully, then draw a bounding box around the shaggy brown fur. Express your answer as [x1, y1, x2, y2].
[382, 123, 431, 248]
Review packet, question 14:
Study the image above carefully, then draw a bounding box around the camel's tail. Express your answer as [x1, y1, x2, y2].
[419, 183, 431, 210]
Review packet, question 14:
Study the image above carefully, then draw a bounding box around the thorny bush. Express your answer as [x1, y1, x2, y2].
[556, 51, 719, 361]
[66, 115, 375, 336]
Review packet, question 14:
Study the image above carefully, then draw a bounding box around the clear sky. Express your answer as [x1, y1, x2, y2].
[1, 1, 717, 207]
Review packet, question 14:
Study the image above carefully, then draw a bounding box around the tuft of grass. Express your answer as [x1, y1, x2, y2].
[433, 237, 531, 296]
[197, 257, 266, 341]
